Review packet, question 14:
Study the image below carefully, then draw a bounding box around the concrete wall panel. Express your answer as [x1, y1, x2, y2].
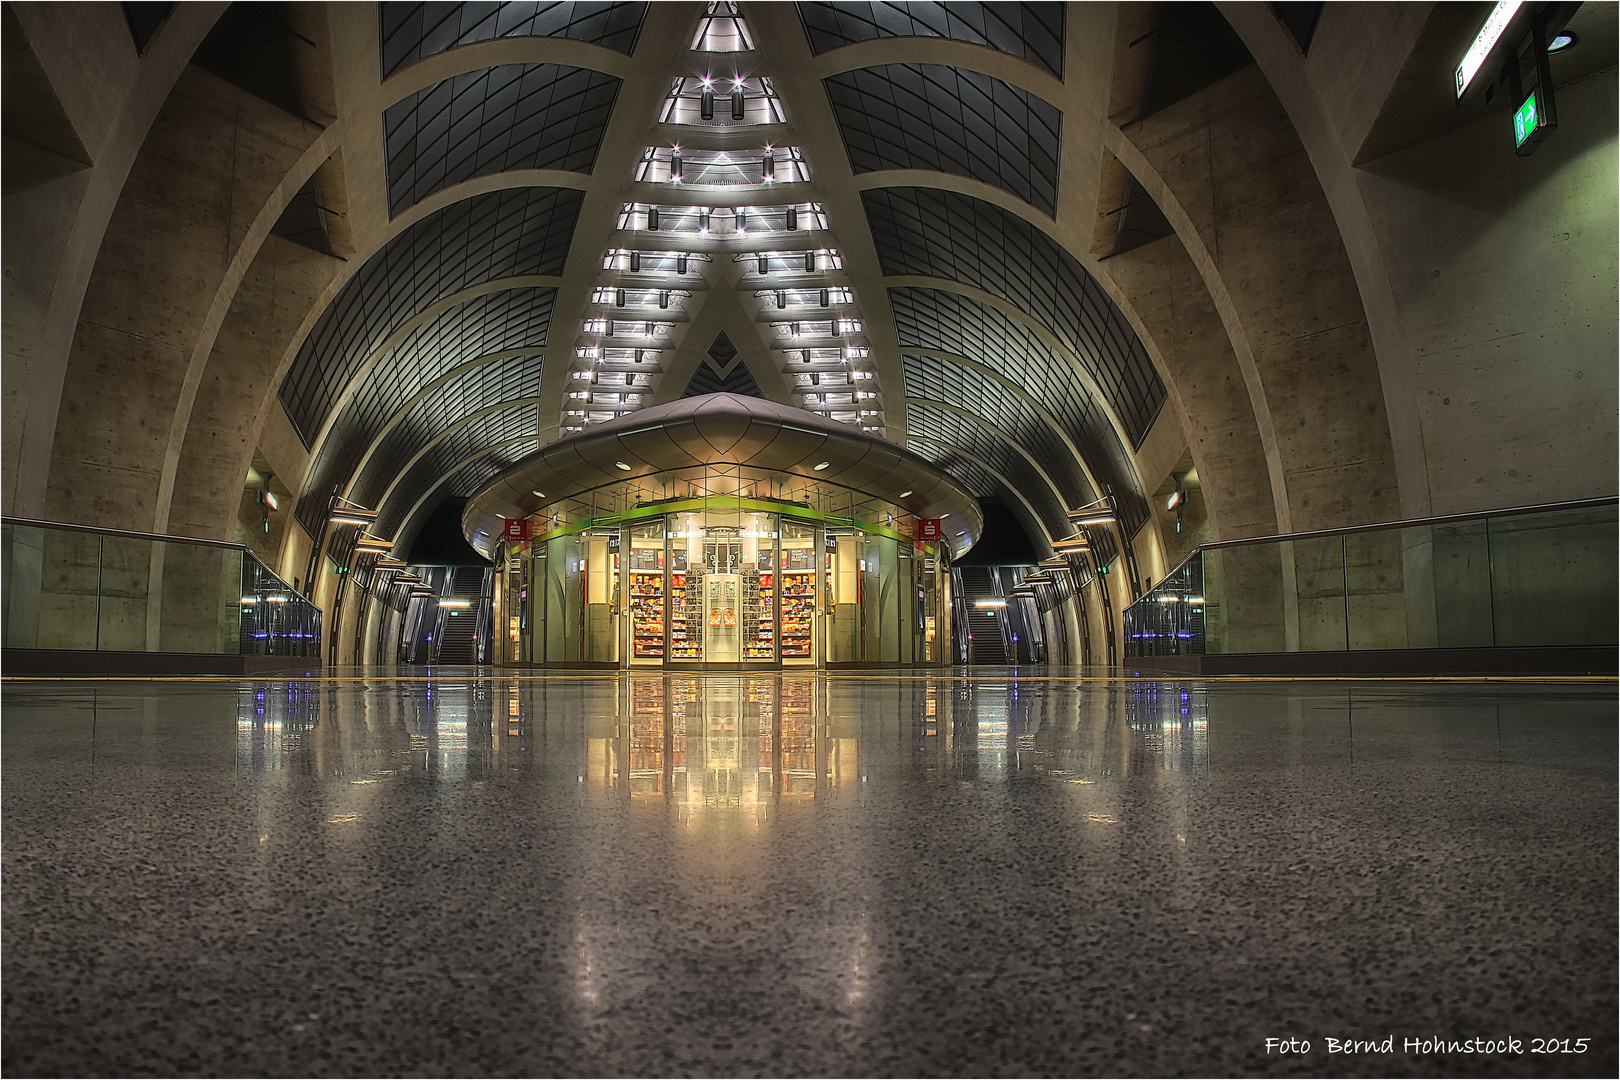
[43, 68, 321, 530]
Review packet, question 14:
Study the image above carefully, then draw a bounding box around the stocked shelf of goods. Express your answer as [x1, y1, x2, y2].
[667, 571, 698, 658]
[744, 570, 776, 659]
[780, 568, 815, 658]
[630, 568, 665, 658]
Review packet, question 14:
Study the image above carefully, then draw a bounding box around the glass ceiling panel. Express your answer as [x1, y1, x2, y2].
[798, 2, 1065, 78]
[824, 64, 1060, 215]
[278, 187, 579, 447]
[384, 64, 620, 216]
[865, 186, 1165, 446]
[380, 2, 647, 78]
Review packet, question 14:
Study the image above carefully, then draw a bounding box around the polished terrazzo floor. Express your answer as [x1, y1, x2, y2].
[3, 669, 1615, 1078]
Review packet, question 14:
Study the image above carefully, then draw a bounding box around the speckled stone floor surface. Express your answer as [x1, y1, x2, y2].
[3, 669, 1615, 1078]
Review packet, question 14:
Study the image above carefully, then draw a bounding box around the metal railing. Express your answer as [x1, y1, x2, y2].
[2, 517, 321, 658]
[1124, 498, 1618, 657]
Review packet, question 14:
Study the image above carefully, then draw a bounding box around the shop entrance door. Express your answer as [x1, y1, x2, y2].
[704, 574, 741, 662]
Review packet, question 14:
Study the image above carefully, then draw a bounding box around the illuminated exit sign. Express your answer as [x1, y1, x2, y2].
[1514, 91, 1540, 146]
[1513, 85, 1556, 156]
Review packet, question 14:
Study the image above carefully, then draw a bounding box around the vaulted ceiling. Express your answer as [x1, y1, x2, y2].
[276, 1, 1167, 556]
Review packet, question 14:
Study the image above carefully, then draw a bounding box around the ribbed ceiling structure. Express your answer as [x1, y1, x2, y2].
[277, 1, 1167, 557]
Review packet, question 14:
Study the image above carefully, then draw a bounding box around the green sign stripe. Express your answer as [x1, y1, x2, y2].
[522, 495, 923, 547]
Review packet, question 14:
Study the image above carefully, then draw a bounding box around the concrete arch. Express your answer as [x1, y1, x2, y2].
[907, 397, 1076, 517]
[807, 37, 1065, 104]
[379, 36, 637, 101]
[388, 435, 546, 557]
[10, 2, 230, 520]
[904, 435, 1056, 558]
[1216, 2, 1429, 518]
[301, 275, 563, 460]
[883, 274, 1144, 471]
[344, 349, 555, 492]
[371, 397, 548, 533]
[901, 349, 1104, 499]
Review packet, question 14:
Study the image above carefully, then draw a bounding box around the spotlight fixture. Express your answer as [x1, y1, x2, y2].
[615, 288, 626, 308]
[786, 206, 798, 230]
[804, 251, 816, 272]
[698, 208, 710, 233]
[758, 254, 769, 274]
[328, 498, 377, 526]
[731, 86, 745, 120]
[629, 251, 641, 272]
[647, 207, 660, 231]
[761, 147, 775, 180]
[670, 148, 683, 181]
[700, 86, 715, 120]
[676, 254, 688, 274]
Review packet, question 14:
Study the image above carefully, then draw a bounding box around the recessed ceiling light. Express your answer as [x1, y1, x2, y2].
[1549, 31, 1576, 52]
[532, 490, 545, 497]
[898, 490, 912, 498]
[813, 461, 830, 471]
[615, 461, 633, 471]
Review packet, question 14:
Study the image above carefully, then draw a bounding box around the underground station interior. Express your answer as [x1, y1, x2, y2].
[2, 2, 1616, 1076]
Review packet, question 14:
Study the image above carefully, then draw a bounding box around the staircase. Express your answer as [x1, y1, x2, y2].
[966, 609, 1010, 664]
[957, 567, 1011, 665]
[433, 567, 488, 664]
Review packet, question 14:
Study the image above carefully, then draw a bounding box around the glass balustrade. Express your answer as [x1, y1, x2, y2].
[1125, 500, 1617, 657]
[2, 520, 320, 658]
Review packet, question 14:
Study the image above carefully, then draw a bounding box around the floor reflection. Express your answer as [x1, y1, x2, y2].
[231, 675, 1212, 795]
[7, 673, 1614, 1077]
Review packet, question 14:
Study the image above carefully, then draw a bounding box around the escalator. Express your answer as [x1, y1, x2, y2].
[955, 566, 1011, 665]
[432, 566, 488, 664]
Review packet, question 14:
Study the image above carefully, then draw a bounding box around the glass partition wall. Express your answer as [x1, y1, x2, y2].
[514, 499, 948, 667]
[1123, 500, 1618, 658]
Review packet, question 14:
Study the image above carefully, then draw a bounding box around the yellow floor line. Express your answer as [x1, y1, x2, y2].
[4, 672, 1613, 685]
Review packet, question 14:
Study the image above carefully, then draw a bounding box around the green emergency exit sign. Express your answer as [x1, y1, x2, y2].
[1513, 90, 1540, 148]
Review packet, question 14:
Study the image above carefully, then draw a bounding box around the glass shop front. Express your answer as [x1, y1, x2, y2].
[500, 499, 950, 667]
